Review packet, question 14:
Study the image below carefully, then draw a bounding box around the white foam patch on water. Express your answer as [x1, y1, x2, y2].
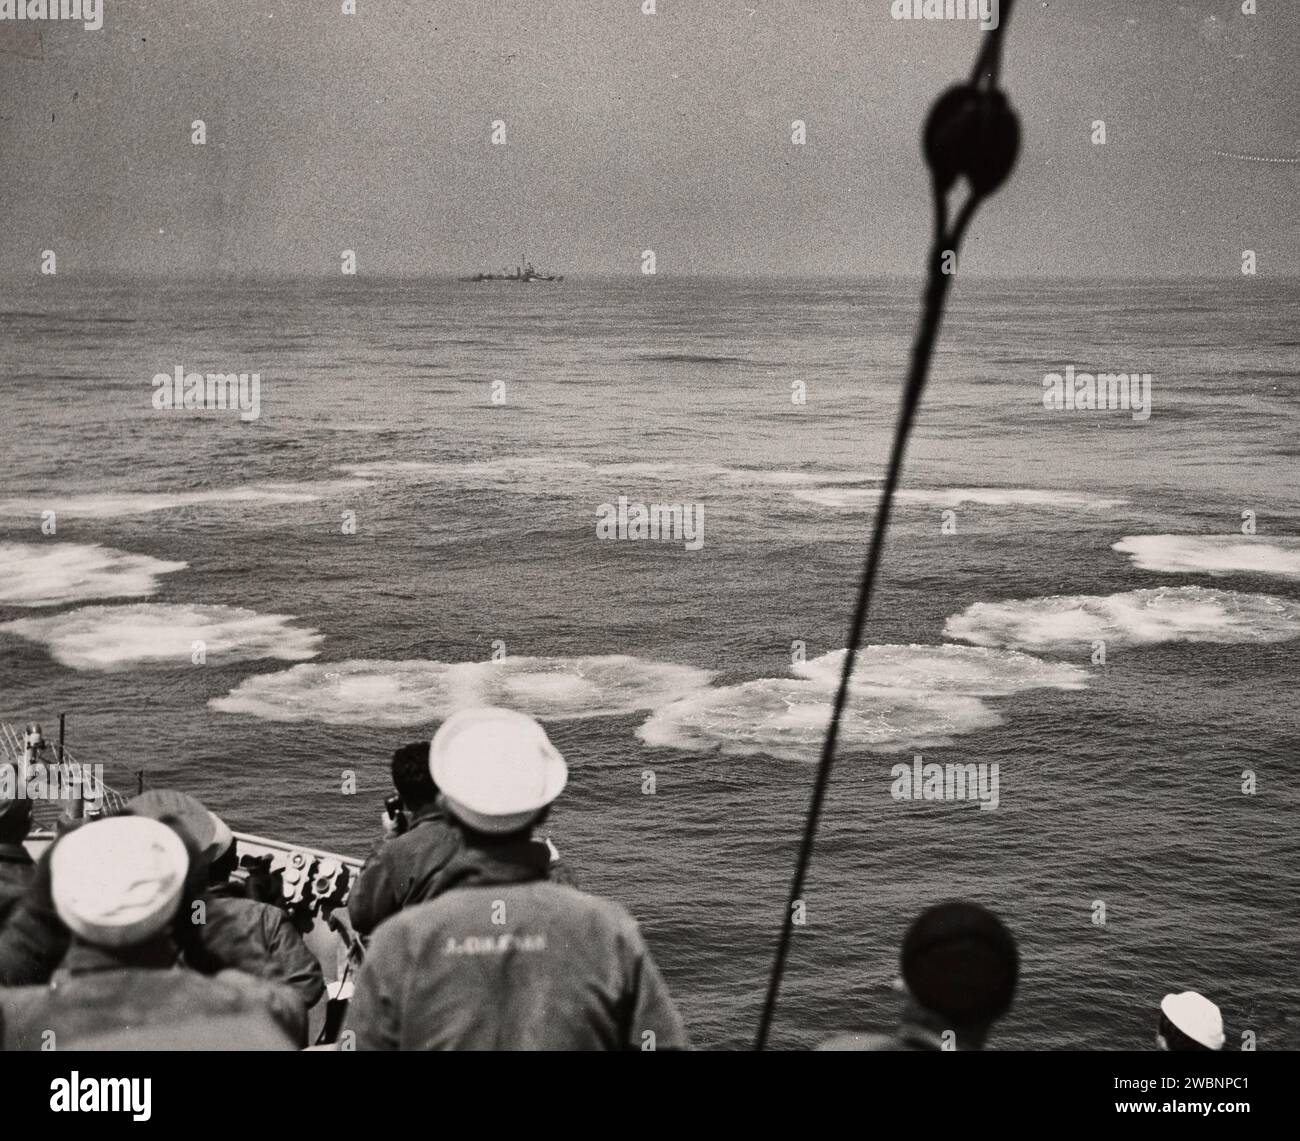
[791, 487, 1127, 510]
[636, 643, 1088, 758]
[0, 603, 323, 670]
[0, 479, 372, 520]
[600, 464, 876, 490]
[637, 680, 1004, 760]
[793, 645, 1090, 694]
[1114, 535, 1300, 579]
[336, 457, 877, 494]
[729, 469, 881, 490]
[339, 458, 589, 485]
[916, 488, 1127, 509]
[789, 488, 879, 510]
[945, 586, 1300, 652]
[0, 542, 188, 607]
[210, 655, 716, 727]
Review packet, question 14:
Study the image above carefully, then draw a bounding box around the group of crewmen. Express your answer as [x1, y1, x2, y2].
[0, 706, 1228, 1051]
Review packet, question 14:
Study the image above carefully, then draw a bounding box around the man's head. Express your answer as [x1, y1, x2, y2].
[899, 901, 1018, 1042]
[1157, 992, 1224, 1051]
[0, 793, 33, 843]
[430, 707, 566, 840]
[51, 815, 189, 950]
[128, 789, 220, 858]
[392, 740, 438, 813]
[127, 788, 229, 906]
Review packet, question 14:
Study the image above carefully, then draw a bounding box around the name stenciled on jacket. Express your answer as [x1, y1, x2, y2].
[151, 365, 262, 422]
[0, 0, 103, 31]
[443, 933, 548, 956]
[890, 755, 1000, 811]
[49, 1073, 151, 1123]
[595, 497, 704, 550]
[0, 761, 104, 801]
[1042, 366, 1153, 422]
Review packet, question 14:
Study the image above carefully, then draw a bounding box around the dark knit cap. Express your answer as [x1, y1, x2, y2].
[901, 901, 1018, 1026]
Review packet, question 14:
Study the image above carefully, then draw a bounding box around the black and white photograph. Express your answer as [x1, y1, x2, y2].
[0, 0, 1294, 1117]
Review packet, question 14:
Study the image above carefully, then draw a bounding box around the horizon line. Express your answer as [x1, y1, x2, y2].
[0, 271, 1292, 284]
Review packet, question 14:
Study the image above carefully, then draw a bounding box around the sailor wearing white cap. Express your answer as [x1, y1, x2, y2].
[1157, 991, 1225, 1051]
[0, 817, 306, 1050]
[348, 707, 689, 1050]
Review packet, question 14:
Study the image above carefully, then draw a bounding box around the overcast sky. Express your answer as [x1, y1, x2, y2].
[0, 0, 1295, 277]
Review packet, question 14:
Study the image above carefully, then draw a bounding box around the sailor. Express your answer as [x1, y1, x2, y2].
[0, 793, 34, 927]
[0, 816, 304, 1049]
[0, 790, 224, 986]
[819, 901, 1018, 1051]
[347, 740, 463, 937]
[350, 738, 575, 938]
[0, 839, 66, 986]
[197, 811, 326, 1010]
[0, 787, 322, 1009]
[128, 789, 324, 1012]
[347, 707, 689, 1050]
[1156, 991, 1224, 1051]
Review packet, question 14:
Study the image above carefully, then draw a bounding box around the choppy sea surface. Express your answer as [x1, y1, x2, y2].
[1, 276, 1297, 1049]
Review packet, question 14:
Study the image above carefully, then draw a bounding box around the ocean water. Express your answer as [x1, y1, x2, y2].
[1, 275, 1297, 1050]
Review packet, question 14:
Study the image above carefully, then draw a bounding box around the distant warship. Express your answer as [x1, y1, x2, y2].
[460, 258, 563, 283]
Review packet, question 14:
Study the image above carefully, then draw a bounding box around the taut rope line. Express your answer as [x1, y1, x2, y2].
[754, 1, 1021, 1050]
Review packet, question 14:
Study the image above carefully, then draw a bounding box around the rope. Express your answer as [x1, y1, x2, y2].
[754, 3, 1018, 1051]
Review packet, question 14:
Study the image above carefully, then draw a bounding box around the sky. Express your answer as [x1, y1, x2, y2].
[0, 0, 1296, 277]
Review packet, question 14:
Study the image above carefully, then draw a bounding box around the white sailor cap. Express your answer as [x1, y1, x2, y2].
[51, 816, 189, 948]
[1161, 991, 1225, 1051]
[430, 707, 567, 834]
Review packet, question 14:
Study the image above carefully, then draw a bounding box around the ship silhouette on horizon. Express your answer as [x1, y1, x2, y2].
[459, 257, 563, 283]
